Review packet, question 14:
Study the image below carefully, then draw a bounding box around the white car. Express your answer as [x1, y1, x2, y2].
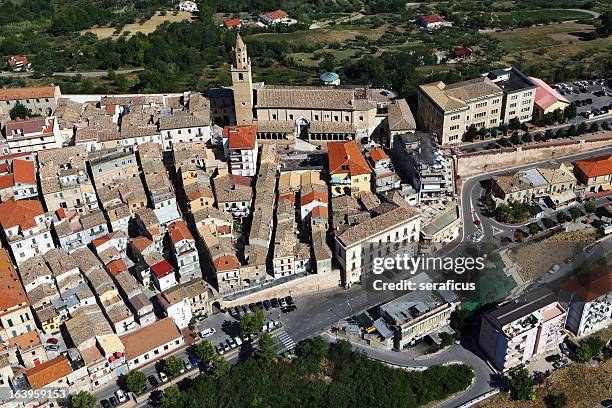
[115, 390, 128, 403]
[158, 372, 168, 382]
[199, 328, 216, 338]
[234, 337, 243, 346]
[183, 359, 192, 371]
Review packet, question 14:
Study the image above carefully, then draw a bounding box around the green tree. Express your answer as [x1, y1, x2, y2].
[240, 308, 264, 336]
[584, 200, 596, 213]
[589, 122, 599, 133]
[577, 121, 587, 135]
[510, 131, 521, 144]
[564, 104, 577, 120]
[584, 336, 604, 356]
[553, 108, 564, 124]
[542, 218, 555, 229]
[575, 342, 593, 362]
[522, 131, 532, 143]
[464, 124, 478, 142]
[566, 124, 577, 137]
[556, 211, 568, 223]
[483, 194, 496, 212]
[321, 53, 337, 73]
[507, 366, 535, 401]
[160, 385, 181, 408]
[508, 117, 521, 131]
[497, 203, 512, 220]
[544, 129, 554, 140]
[439, 332, 456, 348]
[544, 393, 567, 408]
[164, 356, 184, 377]
[9, 102, 33, 120]
[126, 370, 147, 394]
[528, 223, 540, 235]
[210, 355, 230, 379]
[556, 128, 566, 138]
[195, 340, 216, 364]
[72, 391, 96, 408]
[602, 121, 610, 131]
[256, 332, 277, 364]
[570, 207, 582, 220]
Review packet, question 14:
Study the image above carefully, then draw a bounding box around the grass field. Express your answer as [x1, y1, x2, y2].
[252, 23, 388, 44]
[488, 21, 598, 51]
[82, 11, 193, 39]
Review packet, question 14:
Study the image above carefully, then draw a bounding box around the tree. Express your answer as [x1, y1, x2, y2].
[510, 131, 521, 144]
[210, 355, 230, 378]
[556, 128, 566, 138]
[602, 121, 610, 131]
[589, 122, 599, 133]
[439, 332, 456, 348]
[570, 207, 582, 220]
[496, 203, 512, 221]
[240, 308, 264, 336]
[584, 200, 596, 213]
[542, 218, 556, 229]
[164, 356, 184, 377]
[478, 127, 487, 141]
[508, 118, 521, 131]
[566, 124, 577, 137]
[195, 340, 216, 364]
[464, 124, 478, 142]
[126, 370, 147, 394]
[160, 385, 181, 408]
[544, 129, 554, 140]
[556, 211, 568, 223]
[575, 342, 593, 362]
[553, 108, 564, 124]
[522, 131, 532, 143]
[72, 391, 96, 408]
[584, 336, 604, 357]
[564, 104, 577, 120]
[9, 102, 33, 120]
[528, 223, 540, 235]
[544, 393, 567, 408]
[507, 366, 535, 401]
[483, 193, 496, 212]
[577, 121, 587, 135]
[256, 332, 277, 364]
[321, 53, 336, 73]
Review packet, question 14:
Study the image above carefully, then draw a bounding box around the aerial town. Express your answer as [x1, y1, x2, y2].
[0, 2, 611, 408]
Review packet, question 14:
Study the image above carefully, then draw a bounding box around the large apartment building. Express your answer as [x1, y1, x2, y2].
[417, 77, 503, 144]
[479, 288, 567, 371]
[483, 67, 536, 125]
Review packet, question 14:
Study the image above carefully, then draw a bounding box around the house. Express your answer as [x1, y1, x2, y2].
[417, 14, 450, 29]
[53, 210, 109, 254]
[272, 217, 298, 279]
[120, 318, 184, 370]
[367, 148, 400, 193]
[538, 163, 577, 206]
[151, 259, 178, 292]
[213, 174, 253, 218]
[386, 99, 416, 147]
[479, 288, 567, 371]
[417, 77, 504, 144]
[209, 240, 241, 292]
[380, 286, 458, 350]
[300, 185, 329, 220]
[420, 205, 461, 254]
[88, 147, 139, 187]
[573, 154, 612, 196]
[3, 116, 62, 153]
[312, 229, 332, 274]
[7, 55, 31, 72]
[24, 355, 73, 389]
[484, 67, 537, 125]
[43, 247, 83, 293]
[0, 199, 54, 265]
[0, 248, 35, 341]
[259, 10, 296, 26]
[450, 47, 472, 60]
[192, 206, 233, 238]
[178, 0, 198, 12]
[334, 205, 420, 287]
[560, 267, 611, 338]
[167, 220, 201, 283]
[0, 85, 60, 117]
[491, 169, 549, 203]
[328, 140, 372, 197]
[529, 76, 570, 118]
[0, 158, 38, 201]
[159, 112, 211, 151]
[184, 178, 215, 212]
[224, 18, 242, 29]
[223, 125, 258, 176]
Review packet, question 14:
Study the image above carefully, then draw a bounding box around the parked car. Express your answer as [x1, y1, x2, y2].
[148, 375, 159, 387]
[189, 355, 200, 366]
[601, 399, 612, 408]
[101, 400, 112, 408]
[271, 298, 279, 308]
[227, 338, 237, 349]
[199, 328, 216, 338]
[45, 344, 59, 351]
[183, 358, 192, 371]
[548, 264, 560, 274]
[158, 371, 168, 382]
[560, 342, 571, 355]
[241, 305, 249, 314]
[115, 390, 128, 404]
[263, 300, 271, 310]
[545, 354, 561, 362]
[222, 342, 230, 352]
[229, 308, 238, 318]
[279, 298, 288, 308]
[249, 303, 256, 311]
[109, 397, 118, 407]
[234, 337, 243, 346]
[46, 337, 58, 345]
[552, 360, 567, 369]
[256, 301, 264, 310]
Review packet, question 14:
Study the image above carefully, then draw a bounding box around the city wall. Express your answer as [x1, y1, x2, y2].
[454, 131, 612, 177]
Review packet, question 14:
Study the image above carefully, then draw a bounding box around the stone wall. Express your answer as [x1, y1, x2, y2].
[220, 270, 341, 308]
[454, 131, 612, 177]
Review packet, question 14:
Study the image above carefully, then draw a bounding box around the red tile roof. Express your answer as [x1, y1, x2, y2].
[225, 18, 241, 28]
[92, 235, 110, 248]
[168, 220, 194, 245]
[5, 117, 52, 135]
[264, 9, 288, 20]
[529, 76, 570, 111]
[369, 148, 389, 162]
[301, 191, 328, 206]
[227, 174, 251, 187]
[25, 356, 72, 388]
[311, 205, 329, 219]
[279, 192, 295, 203]
[131, 236, 153, 253]
[419, 14, 444, 25]
[0, 248, 29, 314]
[0, 174, 14, 190]
[224, 125, 257, 149]
[452, 47, 472, 56]
[7, 55, 29, 67]
[106, 259, 128, 276]
[560, 267, 612, 302]
[121, 318, 181, 361]
[0, 199, 44, 230]
[328, 140, 371, 176]
[574, 155, 612, 178]
[0, 163, 11, 174]
[12, 159, 36, 185]
[0, 86, 55, 102]
[213, 254, 240, 272]
[151, 260, 174, 278]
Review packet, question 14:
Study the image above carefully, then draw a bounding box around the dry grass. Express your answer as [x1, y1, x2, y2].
[474, 359, 612, 408]
[509, 229, 597, 281]
[252, 24, 388, 44]
[82, 11, 193, 39]
[488, 22, 597, 51]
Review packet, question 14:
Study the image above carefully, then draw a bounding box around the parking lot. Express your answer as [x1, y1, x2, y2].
[554, 78, 611, 118]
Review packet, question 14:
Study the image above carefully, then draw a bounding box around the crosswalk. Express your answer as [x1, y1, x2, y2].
[274, 330, 296, 351]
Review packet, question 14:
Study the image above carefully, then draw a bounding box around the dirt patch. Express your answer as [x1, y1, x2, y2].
[82, 11, 193, 39]
[474, 359, 612, 408]
[509, 229, 597, 281]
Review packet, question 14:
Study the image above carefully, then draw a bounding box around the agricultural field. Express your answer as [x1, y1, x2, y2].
[82, 11, 194, 39]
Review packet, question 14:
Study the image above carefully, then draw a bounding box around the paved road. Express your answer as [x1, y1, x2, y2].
[0, 68, 144, 78]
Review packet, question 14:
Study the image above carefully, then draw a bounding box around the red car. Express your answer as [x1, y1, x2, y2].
[46, 338, 58, 345]
[473, 219, 481, 226]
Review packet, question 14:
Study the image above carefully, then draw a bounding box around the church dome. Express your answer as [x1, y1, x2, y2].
[319, 72, 340, 84]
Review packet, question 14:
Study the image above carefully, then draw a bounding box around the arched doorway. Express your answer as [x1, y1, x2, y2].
[296, 117, 310, 140]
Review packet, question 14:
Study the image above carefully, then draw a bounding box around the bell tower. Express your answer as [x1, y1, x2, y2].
[231, 33, 254, 124]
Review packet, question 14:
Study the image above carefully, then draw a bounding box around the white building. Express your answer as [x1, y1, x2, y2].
[121, 318, 184, 370]
[159, 113, 211, 152]
[0, 199, 54, 266]
[223, 125, 258, 177]
[178, 0, 198, 13]
[483, 67, 537, 125]
[167, 220, 200, 283]
[3, 116, 62, 153]
[150, 260, 178, 292]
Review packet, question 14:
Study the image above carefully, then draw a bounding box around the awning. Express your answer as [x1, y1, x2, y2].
[550, 190, 576, 204]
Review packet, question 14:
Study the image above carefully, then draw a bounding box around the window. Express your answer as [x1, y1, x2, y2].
[511, 95, 518, 100]
[289, 114, 293, 120]
[475, 102, 487, 109]
[491, 109, 499, 114]
[238, 73, 243, 81]
[450, 114, 460, 121]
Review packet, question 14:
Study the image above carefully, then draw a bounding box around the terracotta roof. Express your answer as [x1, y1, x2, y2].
[387, 98, 416, 131]
[7, 55, 29, 67]
[0, 199, 45, 230]
[328, 140, 371, 176]
[311, 205, 329, 219]
[5, 117, 52, 135]
[0, 174, 14, 189]
[151, 260, 174, 278]
[419, 14, 444, 24]
[419, 77, 502, 112]
[213, 254, 240, 272]
[130, 236, 153, 253]
[92, 235, 110, 248]
[120, 318, 181, 361]
[560, 267, 612, 302]
[529, 76, 570, 110]
[0, 248, 29, 313]
[12, 159, 36, 185]
[264, 9, 288, 20]
[25, 356, 72, 388]
[257, 86, 366, 111]
[225, 18, 241, 27]
[369, 148, 389, 162]
[168, 220, 194, 245]
[574, 155, 612, 178]
[0, 86, 55, 101]
[106, 259, 128, 276]
[301, 190, 328, 206]
[337, 206, 419, 247]
[224, 125, 257, 149]
[8, 330, 40, 350]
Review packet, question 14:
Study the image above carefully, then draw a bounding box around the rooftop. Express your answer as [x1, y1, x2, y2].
[120, 318, 181, 360]
[0, 85, 55, 101]
[0, 248, 29, 312]
[0, 199, 45, 230]
[529, 76, 570, 110]
[574, 155, 612, 178]
[25, 356, 72, 389]
[488, 288, 559, 326]
[419, 77, 502, 112]
[328, 140, 371, 176]
[337, 205, 419, 247]
[224, 125, 257, 150]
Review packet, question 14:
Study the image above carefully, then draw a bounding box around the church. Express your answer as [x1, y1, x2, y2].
[207, 34, 416, 146]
